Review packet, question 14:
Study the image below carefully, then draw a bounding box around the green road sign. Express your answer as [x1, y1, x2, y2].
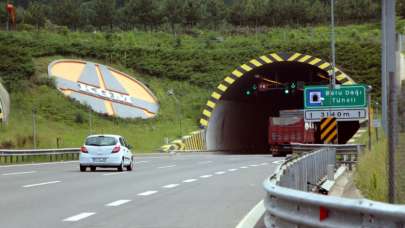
[304, 84, 367, 109]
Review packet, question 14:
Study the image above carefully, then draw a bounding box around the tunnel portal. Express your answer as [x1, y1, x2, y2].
[200, 53, 360, 153]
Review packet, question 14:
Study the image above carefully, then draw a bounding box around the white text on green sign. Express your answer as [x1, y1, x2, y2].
[304, 85, 367, 109]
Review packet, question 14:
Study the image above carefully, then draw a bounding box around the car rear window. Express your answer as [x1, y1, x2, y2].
[85, 136, 117, 146]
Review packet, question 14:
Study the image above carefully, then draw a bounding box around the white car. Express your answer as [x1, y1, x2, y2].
[79, 134, 134, 172]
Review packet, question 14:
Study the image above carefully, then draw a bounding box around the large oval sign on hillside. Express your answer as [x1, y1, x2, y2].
[48, 60, 159, 119]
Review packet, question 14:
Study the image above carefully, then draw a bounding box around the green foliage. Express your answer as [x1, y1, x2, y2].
[0, 24, 384, 151]
[0, 40, 34, 90]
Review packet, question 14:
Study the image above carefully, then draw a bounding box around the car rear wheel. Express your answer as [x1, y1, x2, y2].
[90, 167, 96, 172]
[126, 158, 134, 171]
[80, 166, 86, 172]
[117, 159, 124, 172]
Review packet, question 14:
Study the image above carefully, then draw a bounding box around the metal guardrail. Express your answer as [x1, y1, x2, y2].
[0, 148, 80, 164]
[263, 148, 405, 227]
[288, 143, 365, 169]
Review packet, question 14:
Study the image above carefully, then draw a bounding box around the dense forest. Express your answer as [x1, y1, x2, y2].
[0, 0, 400, 32]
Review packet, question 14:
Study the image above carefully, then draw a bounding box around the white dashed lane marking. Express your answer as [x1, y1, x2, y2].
[158, 165, 176, 169]
[137, 191, 158, 196]
[134, 161, 149, 164]
[2, 171, 36, 176]
[272, 160, 284, 165]
[183, 179, 197, 183]
[198, 161, 213, 164]
[23, 181, 61, 188]
[228, 168, 238, 172]
[249, 164, 259, 167]
[240, 166, 248, 169]
[162, 184, 179, 189]
[215, 171, 226, 175]
[106, 200, 131, 207]
[200, 175, 213, 178]
[63, 212, 96, 222]
[103, 172, 126, 176]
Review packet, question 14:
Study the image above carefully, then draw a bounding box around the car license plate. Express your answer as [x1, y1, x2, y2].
[93, 158, 106, 162]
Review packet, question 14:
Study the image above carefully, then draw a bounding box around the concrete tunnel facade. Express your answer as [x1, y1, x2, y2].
[199, 52, 360, 153]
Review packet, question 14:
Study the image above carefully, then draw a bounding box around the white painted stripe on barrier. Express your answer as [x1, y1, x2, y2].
[63, 212, 96, 222]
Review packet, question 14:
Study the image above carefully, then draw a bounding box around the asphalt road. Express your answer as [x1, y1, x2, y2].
[0, 153, 281, 228]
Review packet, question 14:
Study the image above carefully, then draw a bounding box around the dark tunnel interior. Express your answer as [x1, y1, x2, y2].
[206, 62, 360, 153]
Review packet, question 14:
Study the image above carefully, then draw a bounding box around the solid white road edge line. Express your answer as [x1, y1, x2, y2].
[2, 171, 36, 176]
[0, 160, 78, 168]
[63, 212, 96, 222]
[137, 190, 158, 196]
[106, 200, 131, 207]
[235, 200, 265, 228]
[183, 179, 197, 183]
[23, 181, 61, 188]
[162, 184, 179, 189]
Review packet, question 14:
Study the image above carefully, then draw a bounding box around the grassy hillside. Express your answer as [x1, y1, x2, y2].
[0, 24, 382, 151]
[0, 56, 208, 151]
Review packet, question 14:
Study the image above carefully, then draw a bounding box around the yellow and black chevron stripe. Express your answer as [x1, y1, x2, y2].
[320, 117, 338, 144]
[160, 130, 206, 152]
[199, 52, 356, 128]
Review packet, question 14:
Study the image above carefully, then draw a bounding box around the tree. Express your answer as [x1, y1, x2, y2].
[50, 0, 80, 30]
[182, 0, 202, 28]
[204, 0, 227, 29]
[24, 2, 47, 29]
[228, 0, 245, 26]
[93, 0, 116, 31]
[78, 1, 97, 31]
[122, 0, 161, 30]
[163, 0, 184, 35]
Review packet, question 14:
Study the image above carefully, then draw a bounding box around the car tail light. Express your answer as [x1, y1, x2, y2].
[80, 146, 88, 153]
[112, 145, 121, 153]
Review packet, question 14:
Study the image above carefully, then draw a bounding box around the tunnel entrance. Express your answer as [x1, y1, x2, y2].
[201, 53, 360, 153]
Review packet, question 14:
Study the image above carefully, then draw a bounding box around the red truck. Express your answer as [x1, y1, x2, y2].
[268, 116, 316, 156]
